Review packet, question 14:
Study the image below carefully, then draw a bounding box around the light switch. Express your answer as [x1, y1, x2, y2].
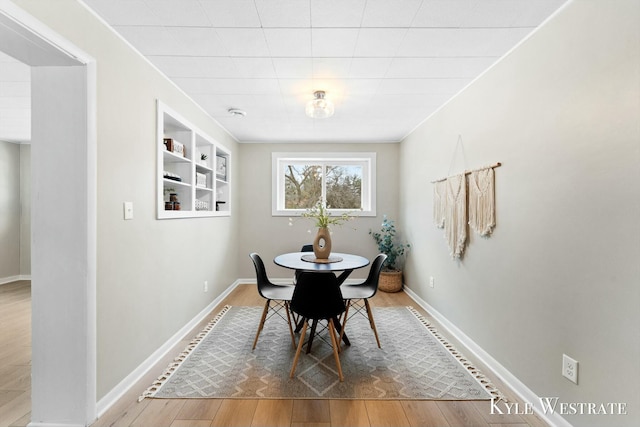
[123, 202, 134, 220]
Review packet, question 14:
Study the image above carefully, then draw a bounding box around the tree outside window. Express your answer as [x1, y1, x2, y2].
[273, 153, 376, 216]
[284, 164, 362, 210]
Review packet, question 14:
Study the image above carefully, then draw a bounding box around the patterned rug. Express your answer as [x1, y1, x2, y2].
[141, 305, 502, 400]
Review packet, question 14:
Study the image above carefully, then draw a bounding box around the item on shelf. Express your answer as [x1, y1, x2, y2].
[195, 200, 210, 211]
[216, 155, 227, 180]
[164, 138, 185, 157]
[196, 172, 207, 188]
[163, 171, 182, 182]
[216, 201, 226, 211]
[165, 193, 182, 211]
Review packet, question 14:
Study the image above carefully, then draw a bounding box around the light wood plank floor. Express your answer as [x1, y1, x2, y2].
[0, 281, 550, 427]
[0, 281, 31, 427]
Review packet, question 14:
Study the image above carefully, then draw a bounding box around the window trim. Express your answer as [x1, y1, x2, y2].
[272, 152, 376, 217]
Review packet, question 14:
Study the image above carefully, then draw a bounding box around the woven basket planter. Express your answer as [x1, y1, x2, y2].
[379, 270, 403, 293]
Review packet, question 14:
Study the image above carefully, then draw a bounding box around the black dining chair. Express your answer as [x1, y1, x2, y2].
[249, 253, 297, 350]
[293, 244, 313, 285]
[290, 272, 346, 381]
[339, 253, 388, 348]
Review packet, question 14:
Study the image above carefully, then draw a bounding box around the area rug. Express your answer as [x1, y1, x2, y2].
[140, 305, 503, 401]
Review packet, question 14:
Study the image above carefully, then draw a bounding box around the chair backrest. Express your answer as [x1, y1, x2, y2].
[291, 272, 345, 320]
[363, 253, 388, 292]
[294, 244, 314, 283]
[249, 253, 273, 296]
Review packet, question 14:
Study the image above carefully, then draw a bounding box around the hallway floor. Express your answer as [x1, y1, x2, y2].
[0, 281, 550, 426]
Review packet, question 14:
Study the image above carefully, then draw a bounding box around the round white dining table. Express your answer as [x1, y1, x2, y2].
[273, 252, 370, 273]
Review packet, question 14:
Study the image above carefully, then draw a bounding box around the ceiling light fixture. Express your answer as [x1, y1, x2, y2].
[228, 108, 246, 117]
[305, 90, 334, 119]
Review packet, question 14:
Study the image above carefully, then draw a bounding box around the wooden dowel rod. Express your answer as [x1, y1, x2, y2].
[431, 162, 502, 183]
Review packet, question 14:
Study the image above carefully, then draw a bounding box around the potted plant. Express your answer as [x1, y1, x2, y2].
[370, 215, 410, 292]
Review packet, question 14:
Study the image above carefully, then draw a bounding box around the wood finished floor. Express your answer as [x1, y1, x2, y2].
[0, 281, 550, 427]
[0, 281, 31, 427]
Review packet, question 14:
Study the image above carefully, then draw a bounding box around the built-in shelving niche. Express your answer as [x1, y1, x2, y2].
[157, 101, 231, 219]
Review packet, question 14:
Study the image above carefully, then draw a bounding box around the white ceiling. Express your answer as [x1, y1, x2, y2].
[0, 0, 568, 144]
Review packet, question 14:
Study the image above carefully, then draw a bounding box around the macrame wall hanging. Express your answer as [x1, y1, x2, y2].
[431, 136, 501, 259]
[468, 168, 496, 236]
[445, 173, 467, 258]
[432, 180, 446, 229]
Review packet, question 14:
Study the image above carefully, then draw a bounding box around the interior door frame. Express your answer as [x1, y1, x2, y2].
[0, 2, 97, 425]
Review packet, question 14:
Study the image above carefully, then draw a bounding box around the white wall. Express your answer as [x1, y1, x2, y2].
[19, 143, 30, 276]
[30, 62, 95, 426]
[0, 140, 20, 281]
[237, 142, 401, 280]
[14, 0, 240, 400]
[0, 141, 30, 282]
[399, 1, 639, 426]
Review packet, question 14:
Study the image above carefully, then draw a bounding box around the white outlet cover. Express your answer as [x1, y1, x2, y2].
[123, 202, 133, 220]
[562, 354, 579, 384]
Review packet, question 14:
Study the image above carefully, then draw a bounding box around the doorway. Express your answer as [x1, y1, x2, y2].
[0, 3, 97, 425]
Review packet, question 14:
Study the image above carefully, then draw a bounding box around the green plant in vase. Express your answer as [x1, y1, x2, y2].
[301, 200, 353, 228]
[300, 200, 354, 259]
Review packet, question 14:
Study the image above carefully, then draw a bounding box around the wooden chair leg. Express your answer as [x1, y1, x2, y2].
[364, 299, 381, 348]
[285, 302, 296, 349]
[252, 300, 270, 350]
[338, 302, 350, 349]
[291, 310, 300, 327]
[328, 318, 344, 382]
[290, 321, 308, 378]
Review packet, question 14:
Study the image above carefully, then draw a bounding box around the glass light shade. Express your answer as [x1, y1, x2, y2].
[305, 91, 334, 119]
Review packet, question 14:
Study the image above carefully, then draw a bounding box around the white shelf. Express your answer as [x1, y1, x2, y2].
[157, 100, 231, 219]
[163, 149, 190, 163]
[163, 178, 190, 187]
[196, 163, 213, 173]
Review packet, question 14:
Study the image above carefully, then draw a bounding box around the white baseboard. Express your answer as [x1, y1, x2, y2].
[0, 275, 31, 285]
[95, 279, 243, 418]
[403, 286, 572, 427]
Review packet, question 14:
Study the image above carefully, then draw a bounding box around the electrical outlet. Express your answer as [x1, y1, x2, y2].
[203, 280, 208, 292]
[562, 354, 579, 384]
[123, 202, 133, 220]
[429, 276, 435, 288]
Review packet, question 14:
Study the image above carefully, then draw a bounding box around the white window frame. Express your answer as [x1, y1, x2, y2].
[272, 152, 376, 217]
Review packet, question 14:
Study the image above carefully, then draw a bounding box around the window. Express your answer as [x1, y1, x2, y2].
[272, 152, 376, 216]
